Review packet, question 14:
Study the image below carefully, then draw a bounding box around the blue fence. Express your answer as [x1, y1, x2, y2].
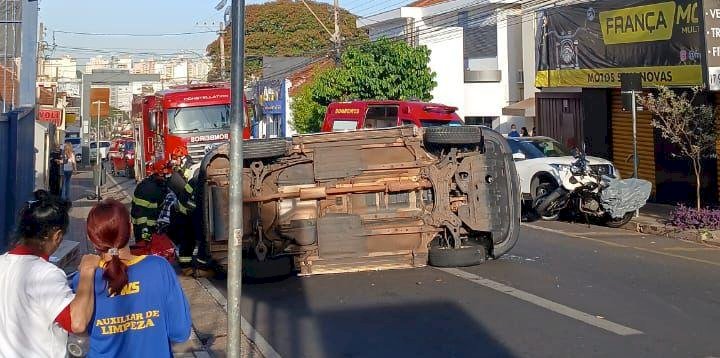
[0, 108, 36, 252]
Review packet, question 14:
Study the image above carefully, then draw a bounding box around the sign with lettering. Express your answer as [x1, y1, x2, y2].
[703, 0, 720, 90]
[37, 108, 63, 126]
[535, 0, 703, 88]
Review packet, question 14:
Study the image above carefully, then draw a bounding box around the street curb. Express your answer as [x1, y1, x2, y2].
[622, 218, 720, 248]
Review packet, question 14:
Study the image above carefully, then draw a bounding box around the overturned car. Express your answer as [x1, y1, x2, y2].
[197, 125, 520, 277]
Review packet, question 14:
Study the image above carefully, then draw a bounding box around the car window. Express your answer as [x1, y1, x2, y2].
[332, 120, 358, 131]
[420, 120, 463, 127]
[526, 139, 569, 157]
[101, 142, 111, 148]
[507, 139, 545, 159]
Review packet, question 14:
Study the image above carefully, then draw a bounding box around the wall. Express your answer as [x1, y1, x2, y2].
[420, 27, 465, 117]
[521, 8, 539, 100]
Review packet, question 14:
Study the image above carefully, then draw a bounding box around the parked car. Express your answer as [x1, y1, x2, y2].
[506, 136, 618, 209]
[198, 125, 520, 278]
[89, 141, 111, 162]
[108, 138, 135, 178]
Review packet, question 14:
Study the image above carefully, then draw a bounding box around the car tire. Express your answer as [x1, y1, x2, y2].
[604, 212, 634, 228]
[428, 243, 487, 268]
[243, 255, 294, 281]
[424, 126, 484, 145]
[243, 138, 291, 160]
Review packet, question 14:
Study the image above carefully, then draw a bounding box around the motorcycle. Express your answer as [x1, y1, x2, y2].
[533, 144, 652, 228]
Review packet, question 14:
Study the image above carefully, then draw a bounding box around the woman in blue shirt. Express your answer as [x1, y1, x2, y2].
[73, 199, 192, 357]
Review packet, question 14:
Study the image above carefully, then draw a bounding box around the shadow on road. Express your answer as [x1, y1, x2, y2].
[240, 274, 516, 358]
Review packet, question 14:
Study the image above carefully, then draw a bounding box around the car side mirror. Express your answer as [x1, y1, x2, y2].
[512, 152, 526, 161]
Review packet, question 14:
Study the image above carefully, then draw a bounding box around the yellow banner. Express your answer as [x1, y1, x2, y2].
[599, 2, 677, 45]
[534, 65, 702, 88]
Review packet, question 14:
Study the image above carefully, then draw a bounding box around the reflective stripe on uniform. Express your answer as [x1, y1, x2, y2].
[177, 200, 196, 215]
[178, 256, 192, 263]
[131, 217, 157, 226]
[132, 197, 159, 209]
[184, 183, 194, 194]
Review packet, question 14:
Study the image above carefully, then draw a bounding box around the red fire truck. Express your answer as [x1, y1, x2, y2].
[132, 82, 251, 178]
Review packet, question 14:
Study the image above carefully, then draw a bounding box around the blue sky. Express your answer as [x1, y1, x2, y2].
[39, 0, 411, 62]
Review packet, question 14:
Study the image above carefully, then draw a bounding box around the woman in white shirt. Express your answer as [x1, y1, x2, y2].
[61, 143, 76, 200]
[0, 190, 99, 358]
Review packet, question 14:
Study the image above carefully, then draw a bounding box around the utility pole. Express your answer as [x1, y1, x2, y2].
[333, 0, 341, 64]
[300, 0, 341, 64]
[227, 0, 245, 356]
[219, 22, 226, 81]
[91, 100, 106, 201]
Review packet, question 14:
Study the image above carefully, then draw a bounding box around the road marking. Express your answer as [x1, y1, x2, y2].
[197, 278, 283, 358]
[664, 247, 720, 252]
[522, 223, 720, 267]
[436, 267, 644, 336]
[522, 223, 628, 248]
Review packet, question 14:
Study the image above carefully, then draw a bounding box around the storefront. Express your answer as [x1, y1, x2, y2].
[255, 79, 287, 138]
[532, 0, 720, 205]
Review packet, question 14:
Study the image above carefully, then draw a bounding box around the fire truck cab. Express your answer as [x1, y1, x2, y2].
[133, 82, 250, 178]
[321, 100, 463, 132]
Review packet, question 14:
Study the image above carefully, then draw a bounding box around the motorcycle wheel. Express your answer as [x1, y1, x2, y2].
[604, 212, 634, 228]
[534, 183, 562, 221]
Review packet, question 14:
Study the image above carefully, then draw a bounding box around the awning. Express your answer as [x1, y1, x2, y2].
[502, 97, 535, 117]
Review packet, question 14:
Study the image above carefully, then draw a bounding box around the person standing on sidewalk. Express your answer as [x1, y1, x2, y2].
[61, 143, 77, 200]
[0, 190, 100, 358]
[74, 199, 191, 357]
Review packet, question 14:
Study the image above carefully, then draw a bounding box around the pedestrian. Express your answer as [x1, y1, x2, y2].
[521, 127, 529, 137]
[531, 127, 536, 136]
[0, 190, 99, 358]
[508, 124, 520, 137]
[74, 199, 191, 357]
[61, 143, 77, 200]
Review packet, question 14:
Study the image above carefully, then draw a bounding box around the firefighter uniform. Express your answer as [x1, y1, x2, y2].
[165, 164, 201, 272]
[130, 174, 167, 243]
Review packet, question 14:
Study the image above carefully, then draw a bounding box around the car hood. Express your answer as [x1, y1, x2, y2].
[529, 156, 614, 166]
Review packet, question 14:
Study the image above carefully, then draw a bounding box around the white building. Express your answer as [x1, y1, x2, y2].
[358, 0, 533, 132]
[39, 55, 77, 81]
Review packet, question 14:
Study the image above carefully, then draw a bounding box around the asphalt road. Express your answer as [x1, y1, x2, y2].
[210, 220, 720, 358]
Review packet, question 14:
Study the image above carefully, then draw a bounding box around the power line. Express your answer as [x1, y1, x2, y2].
[52, 30, 217, 37]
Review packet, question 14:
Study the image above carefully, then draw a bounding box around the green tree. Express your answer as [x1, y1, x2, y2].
[637, 86, 716, 210]
[206, 0, 367, 81]
[290, 38, 437, 133]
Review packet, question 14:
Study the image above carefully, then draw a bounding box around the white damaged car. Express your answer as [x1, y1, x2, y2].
[506, 136, 618, 213]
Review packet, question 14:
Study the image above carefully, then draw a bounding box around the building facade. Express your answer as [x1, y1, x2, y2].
[358, 0, 530, 132]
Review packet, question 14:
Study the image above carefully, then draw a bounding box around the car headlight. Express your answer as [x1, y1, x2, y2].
[549, 164, 571, 172]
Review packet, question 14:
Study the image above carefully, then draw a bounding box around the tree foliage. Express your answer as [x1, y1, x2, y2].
[206, 0, 367, 81]
[291, 38, 437, 133]
[637, 86, 717, 209]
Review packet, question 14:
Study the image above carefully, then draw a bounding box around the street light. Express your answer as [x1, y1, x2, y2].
[91, 100, 106, 201]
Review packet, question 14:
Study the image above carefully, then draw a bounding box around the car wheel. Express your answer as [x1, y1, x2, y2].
[428, 239, 487, 268]
[243, 138, 291, 160]
[604, 212, 634, 228]
[424, 126, 484, 145]
[534, 182, 562, 221]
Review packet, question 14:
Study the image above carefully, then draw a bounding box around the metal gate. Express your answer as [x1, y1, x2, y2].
[610, 89, 656, 195]
[536, 92, 583, 150]
[0, 108, 36, 251]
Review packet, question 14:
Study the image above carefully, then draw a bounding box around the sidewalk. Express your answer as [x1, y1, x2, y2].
[623, 202, 720, 247]
[61, 169, 264, 357]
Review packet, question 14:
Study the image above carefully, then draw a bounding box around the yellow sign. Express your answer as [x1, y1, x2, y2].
[65, 113, 77, 125]
[535, 65, 702, 88]
[334, 108, 360, 114]
[599, 1, 700, 45]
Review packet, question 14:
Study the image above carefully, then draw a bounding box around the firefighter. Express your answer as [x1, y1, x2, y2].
[165, 147, 213, 277]
[130, 162, 168, 244]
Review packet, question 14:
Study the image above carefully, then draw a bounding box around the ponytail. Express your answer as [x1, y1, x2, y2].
[103, 254, 129, 296]
[86, 199, 132, 296]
